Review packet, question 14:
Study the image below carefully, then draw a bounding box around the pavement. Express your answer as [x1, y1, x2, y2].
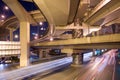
[115, 56, 120, 80]
[0, 55, 66, 73]
[0, 50, 118, 80]
[30, 50, 117, 80]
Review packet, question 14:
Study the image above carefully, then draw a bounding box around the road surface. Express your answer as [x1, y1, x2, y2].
[30, 50, 117, 80]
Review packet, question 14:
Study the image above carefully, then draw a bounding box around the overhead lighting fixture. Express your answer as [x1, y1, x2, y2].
[41, 27, 44, 30]
[34, 36, 38, 40]
[4, 6, 9, 10]
[1, 15, 5, 19]
[14, 34, 18, 39]
[39, 22, 43, 26]
[50, 37, 53, 41]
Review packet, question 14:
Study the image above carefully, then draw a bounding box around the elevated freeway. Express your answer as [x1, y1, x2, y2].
[0, 0, 120, 79]
[0, 0, 120, 68]
[32, 34, 120, 49]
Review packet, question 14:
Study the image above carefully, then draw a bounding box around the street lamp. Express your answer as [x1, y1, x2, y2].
[14, 34, 18, 41]
[39, 22, 43, 26]
[50, 37, 53, 41]
[14, 34, 18, 39]
[4, 6, 9, 10]
[1, 15, 5, 19]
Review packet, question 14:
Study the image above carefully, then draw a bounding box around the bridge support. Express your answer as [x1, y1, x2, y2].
[38, 49, 50, 59]
[72, 53, 83, 65]
[20, 21, 30, 67]
[39, 50, 44, 58]
[9, 29, 13, 41]
[93, 49, 96, 56]
[61, 48, 84, 65]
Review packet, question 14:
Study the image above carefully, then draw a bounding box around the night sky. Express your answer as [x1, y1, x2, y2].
[0, 0, 48, 41]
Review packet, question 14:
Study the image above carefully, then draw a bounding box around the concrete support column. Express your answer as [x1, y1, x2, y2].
[93, 49, 96, 56]
[92, 32, 95, 37]
[96, 31, 99, 36]
[73, 53, 83, 65]
[20, 21, 30, 67]
[9, 29, 13, 41]
[61, 48, 73, 57]
[45, 49, 50, 57]
[38, 49, 43, 58]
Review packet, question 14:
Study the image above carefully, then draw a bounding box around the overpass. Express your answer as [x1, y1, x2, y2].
[0, 0, 119, 67]
[31, 34, 120, 49]
[0, 0, 120, 79]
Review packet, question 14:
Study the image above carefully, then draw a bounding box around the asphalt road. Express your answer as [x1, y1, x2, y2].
[29, 63, 93, 80]
[0, 55, 66, 73]
[0, 50, 118, 80]
[76, 49, 116, 80]
[30, 50, 117, 80]
[115, 55, 120, 80]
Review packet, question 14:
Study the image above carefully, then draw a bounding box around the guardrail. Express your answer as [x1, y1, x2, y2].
[0, 57, 72, 80]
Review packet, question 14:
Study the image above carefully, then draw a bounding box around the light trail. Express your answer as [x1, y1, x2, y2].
[76, 49, 117, 80]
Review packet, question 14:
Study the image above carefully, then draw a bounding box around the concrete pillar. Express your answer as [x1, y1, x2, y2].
[96, 31, 99, 36]
[73, 53, 83, 65]
[20, 21, 30, 67]
[9, 29, 13, 41]
[38, 49, 43, 58]
[61, 49, 84, 65]
[93, 49, 96, 56]
[45, 49, 50, 57]
[92, 32, 95, 37]
[38, 49, 50, 59]
[61, 48, 73, 56]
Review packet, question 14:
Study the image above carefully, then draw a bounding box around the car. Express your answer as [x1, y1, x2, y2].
[5, 60, 12, 64]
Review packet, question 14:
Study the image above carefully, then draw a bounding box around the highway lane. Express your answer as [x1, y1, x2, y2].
[0, 57, 72, 80]
[0, 63, 19, 73]
[0, 55, 66, 73]
[30, 50, 117, 80]
[115, 54, 120, 80]
[76, 49, 116, 80]
[28, 58, 96, 80]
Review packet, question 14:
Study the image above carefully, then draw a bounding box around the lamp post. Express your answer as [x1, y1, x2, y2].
[14, 34, 18, 41]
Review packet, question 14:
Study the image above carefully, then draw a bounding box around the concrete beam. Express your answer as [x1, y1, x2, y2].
[101, 9, 120, 26]
[84, 0, 120, 25]
[32, 34, 120, 47]
[33, 0, 70, 25]
[32, 42, 120, 49]
[104, 18, 120, 26]
[55, 23, 99, 30]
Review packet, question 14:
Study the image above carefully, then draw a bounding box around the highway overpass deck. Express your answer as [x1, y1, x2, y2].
[31, 34, 120, 49]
